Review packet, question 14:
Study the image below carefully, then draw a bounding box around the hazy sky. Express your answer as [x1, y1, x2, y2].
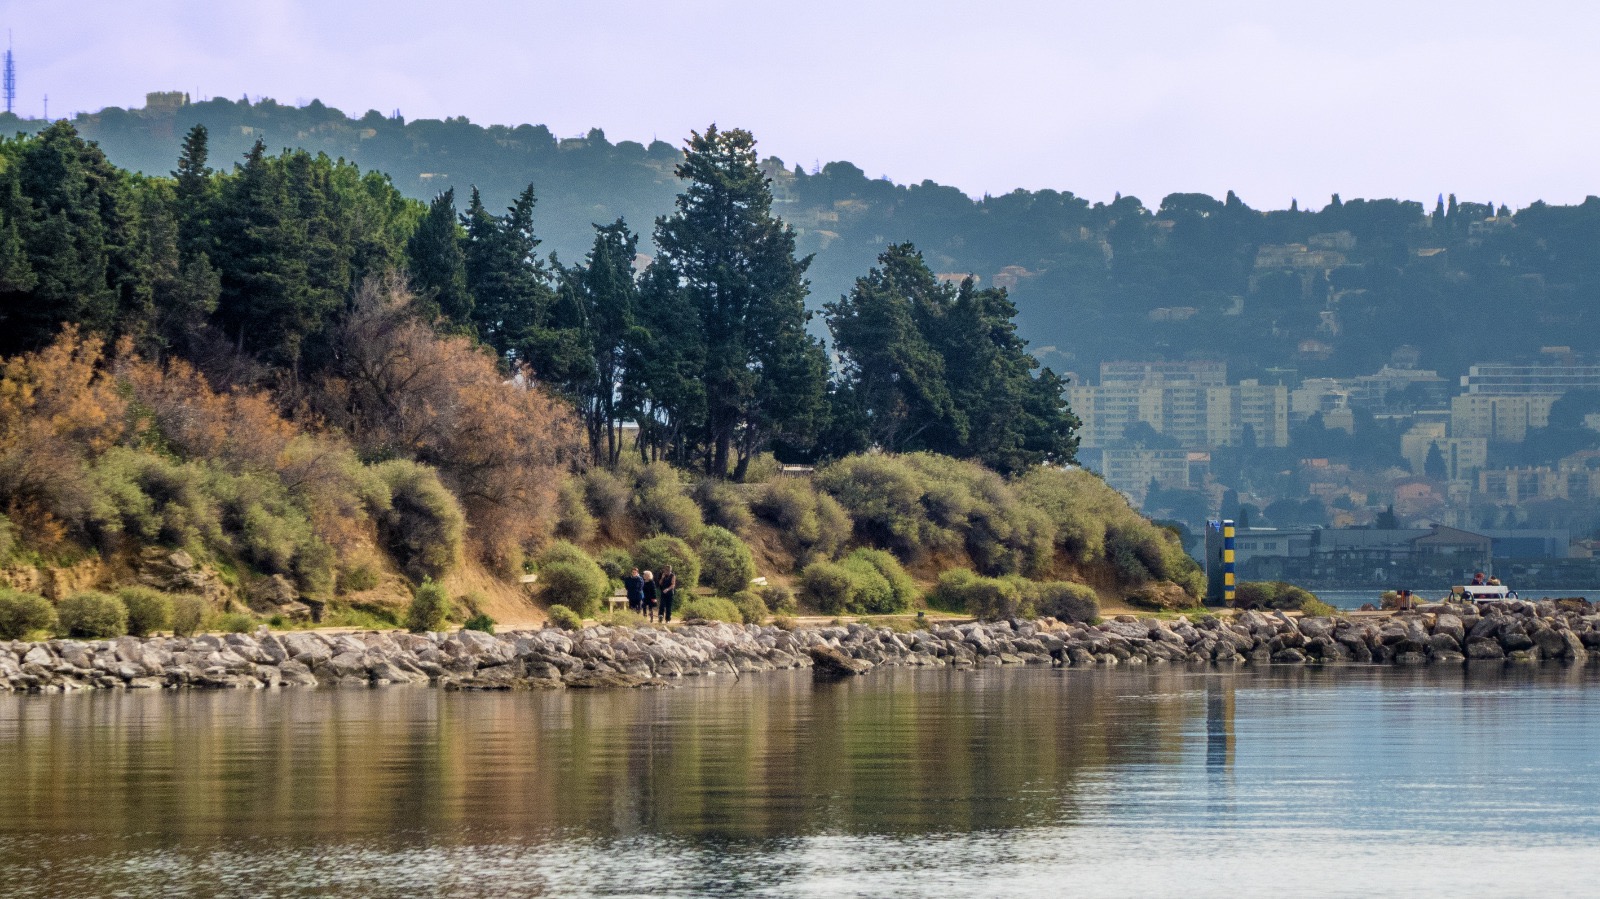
[5, 0, 1598, 209]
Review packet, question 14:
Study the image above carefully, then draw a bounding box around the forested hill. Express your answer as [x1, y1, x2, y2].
[8, 96, 1600, 380]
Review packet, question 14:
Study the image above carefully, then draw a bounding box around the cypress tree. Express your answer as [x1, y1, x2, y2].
[650, 125, 828, 479]
[406, 188, 472, 325]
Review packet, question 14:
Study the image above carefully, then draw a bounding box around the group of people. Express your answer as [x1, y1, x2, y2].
[1470, 571, 1503, 587]
[621, 565, 678, 623]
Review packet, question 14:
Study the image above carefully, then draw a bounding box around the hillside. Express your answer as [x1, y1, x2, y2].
[6, 96, 1598, 381]
[0, 115, 1195, 639]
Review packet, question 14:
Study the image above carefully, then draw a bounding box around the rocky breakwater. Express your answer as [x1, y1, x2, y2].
[2, 599, 1598, 693]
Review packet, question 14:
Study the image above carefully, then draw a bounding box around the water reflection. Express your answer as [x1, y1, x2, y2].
[2, 664, 1599, 898]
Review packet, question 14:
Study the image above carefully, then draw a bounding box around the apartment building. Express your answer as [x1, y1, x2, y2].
[1068, 362, 1289, 449]
[1450, 394, 1556, 442]
[1461, 359, 1600, 396]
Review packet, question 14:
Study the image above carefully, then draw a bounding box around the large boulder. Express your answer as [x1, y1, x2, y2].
[808, 644, 873, 679]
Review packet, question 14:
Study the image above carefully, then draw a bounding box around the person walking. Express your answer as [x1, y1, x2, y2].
[659, 565, 678, 624]
[641, 570, 658, 622]
[623, 568, 644, 614]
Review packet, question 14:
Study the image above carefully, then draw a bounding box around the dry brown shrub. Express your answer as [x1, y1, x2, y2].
[0, 329, 128, 536]
[119, 354, 295, 471]
[317, 276, 582, 571]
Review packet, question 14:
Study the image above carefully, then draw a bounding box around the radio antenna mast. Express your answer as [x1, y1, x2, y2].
[3, 32, 16, 116]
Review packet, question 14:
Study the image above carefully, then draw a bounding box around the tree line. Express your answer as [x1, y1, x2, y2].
[0, 121, 1078, 479]
[28, 95, 1600, 385]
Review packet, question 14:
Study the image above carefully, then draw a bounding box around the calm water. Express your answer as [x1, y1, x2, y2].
[3, 666, 1599, 898]
[1317, 587, 1599, 609]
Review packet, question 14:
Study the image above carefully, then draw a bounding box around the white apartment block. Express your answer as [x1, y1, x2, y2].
[1449, 394, 1555, 442]
[1069, 362, 1288, 449]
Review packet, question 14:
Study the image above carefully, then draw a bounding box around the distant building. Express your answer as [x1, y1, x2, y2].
[1347, 365, 1449, 411]
[1290, 378, 1349, 423]
[1099, 361, 1227, 386]
[1231, 525, 1492, 584]
[1481, 529, 1572, 559]
[1461, 359, 1600, 396]
[1401, 423, 1487, 480]
[1450, 394, 1555, 442]
[1096, 449, 1209, 504]
[1068, 362, 1288, 449]
[1478, 467, 1560, 504]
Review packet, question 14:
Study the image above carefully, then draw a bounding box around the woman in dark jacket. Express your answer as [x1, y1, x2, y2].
[623, 568, 645, 613]
[658, 565, 678, 623]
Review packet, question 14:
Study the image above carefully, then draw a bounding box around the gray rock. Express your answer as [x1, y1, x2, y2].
[1466, 638, 1505, 660]
[808, 644, 873, 679]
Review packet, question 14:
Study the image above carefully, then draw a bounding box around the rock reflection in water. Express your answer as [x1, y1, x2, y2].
[1, 665, 1599, 898]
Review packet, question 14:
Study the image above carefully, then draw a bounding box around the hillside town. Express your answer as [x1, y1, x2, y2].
[1074, 350, 1600, 586]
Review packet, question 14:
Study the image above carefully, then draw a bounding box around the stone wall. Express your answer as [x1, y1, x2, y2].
[2, 599, 1597, 693]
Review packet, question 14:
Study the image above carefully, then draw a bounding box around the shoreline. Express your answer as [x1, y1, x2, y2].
[2, 599, 1597, 693]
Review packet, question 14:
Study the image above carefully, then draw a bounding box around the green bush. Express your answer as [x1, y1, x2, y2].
[693, 479, 755, 535]
[1300, 598, 1338, 617]
[218, 612, 254, 634]
[405, 579, 452, 633]
[928, 569, 1032, 619]
[87, 447, 222, 555]
[814, 454, 941, 557]
[539, 560, 610, 619]
[759, 584, 798, 615]
[772, 615, 798, 630]
[632, 462, 704, 538]
[539, 540, 595, 569]
[596, 548, 634, 583]
[56, 591, 128, 638]
[170, 594, 208, 636]
[373, 460, 466, 580]
[463, 612, 496, 634]
[547, 604, 583, 630]
[554, 476, 597, 543]
[750, 477, 849, 565]
[730, 590, 768, 625]
[1014, 466, 1205, 597]
[339, 563, 380, 594]
[815, 453, 1059, 575]
[1235, 581, 1322, 611]
[0, 513, 13, 565]
[698, 526, 757, 596]
[1029, 581, 1100, 623]
[632, 535, 701, 592]
[678, 596, 744, 624]
[582, 467, 632, 533]
[838, 555, 896, 614]
[844, 548, 916, 611]
[967, 577, 1031, 620]
[798, 561, 855, 614]
[0, 589, 56, 639]
[117, 586, 174, 637]
[927, 568, 980, 612]
[797, 557, 903, 615]
[202, 466, 336, 595]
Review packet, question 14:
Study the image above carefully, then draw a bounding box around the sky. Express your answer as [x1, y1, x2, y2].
[4, 0, 1599, 210]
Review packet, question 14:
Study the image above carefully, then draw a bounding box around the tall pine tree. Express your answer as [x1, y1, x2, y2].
[649, 125, 828, 479]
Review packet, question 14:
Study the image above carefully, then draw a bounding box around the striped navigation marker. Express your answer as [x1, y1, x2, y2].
[1222, 519, 1235, 604]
